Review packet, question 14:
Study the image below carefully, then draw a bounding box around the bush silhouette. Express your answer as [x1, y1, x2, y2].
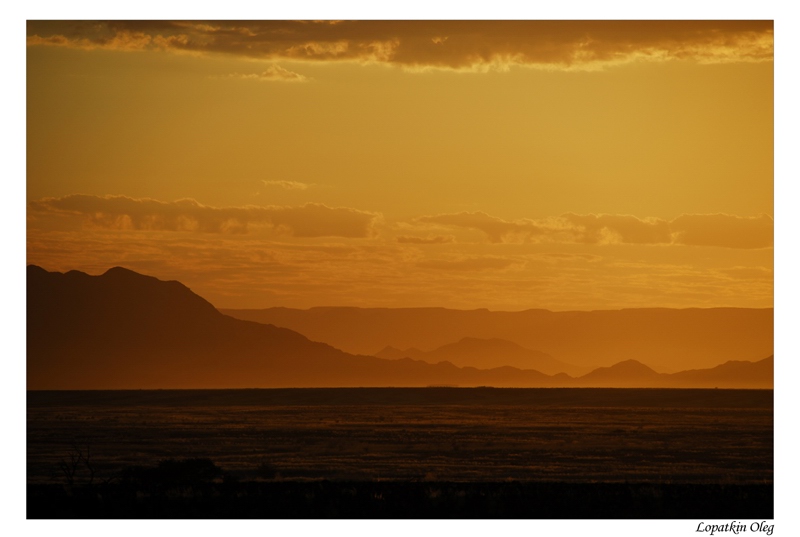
[257, 461, 278, 479]
[120, 458, 222, 489]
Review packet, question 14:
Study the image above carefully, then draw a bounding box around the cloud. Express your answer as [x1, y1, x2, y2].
[417, 256, 521, 271]
[717, 266, 773, 280]
[537, 253, 602, 262]
[26, 20, 772, 70]
[28, 195, 380, 238]
[415, 211, 773, 249]
[262, 180, 311, 190]
[561, 213, 672, 245]
[669, 213, 774, 249]
[27, 222, 773, 311]
[27, 29, 154, 51]
[227, 65, 308, 82]
[396, 235, 454, 244]
[417, 211, 542, 243]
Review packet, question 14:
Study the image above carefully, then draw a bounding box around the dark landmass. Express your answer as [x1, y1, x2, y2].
[27, 387, 774, 409]
[27, 388, 773, 519]
[27, 480, 773, 519]
[27, 388, 773, 485]
[222, 305, 773, 372]
[27, 265, 773, 389]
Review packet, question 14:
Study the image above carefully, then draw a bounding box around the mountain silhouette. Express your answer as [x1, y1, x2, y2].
[572, 357, 773, 389]
[27, 265, 355, 388]
[221, 307, 774, 372]
[376, 337, 584, 376]
[27, 266, 773, 389]
[222, 306, 773, 373]
[666, 356, 774, 388]
[375, 346, 424, 360]
[575, 359, 664, 387]
[25, 266, 565, 389]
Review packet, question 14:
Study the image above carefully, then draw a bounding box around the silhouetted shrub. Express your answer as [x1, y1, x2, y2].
[120, 458, 222, 489]
[257, 462, 278, 480]
[222, 473, 240, 484]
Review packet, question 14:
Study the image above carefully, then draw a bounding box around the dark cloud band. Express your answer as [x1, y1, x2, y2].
[27, 20, 773, 70]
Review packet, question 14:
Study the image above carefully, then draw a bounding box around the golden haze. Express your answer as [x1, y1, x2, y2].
[27, 21, 772, 311]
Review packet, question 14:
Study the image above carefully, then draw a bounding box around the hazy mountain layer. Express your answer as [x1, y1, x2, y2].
[223, 306, 773, 372]
[28, 266, 772, 389]
[376, 337, 585, 376]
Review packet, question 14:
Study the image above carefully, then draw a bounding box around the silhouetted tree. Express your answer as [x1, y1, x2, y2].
[58, 444, 94, 487]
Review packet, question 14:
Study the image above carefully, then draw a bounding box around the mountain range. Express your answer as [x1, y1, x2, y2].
[222, 305, 773, 373]
[375, 338, 585, 376]
[27, 265, 773, 389]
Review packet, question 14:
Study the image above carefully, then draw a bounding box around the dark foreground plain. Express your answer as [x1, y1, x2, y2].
[27, 388, 773, 518]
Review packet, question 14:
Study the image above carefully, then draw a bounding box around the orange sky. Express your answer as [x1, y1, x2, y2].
[26, 20, 773, 310]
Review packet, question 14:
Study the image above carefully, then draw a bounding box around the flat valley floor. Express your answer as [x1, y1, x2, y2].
[27, 388, 773, 518]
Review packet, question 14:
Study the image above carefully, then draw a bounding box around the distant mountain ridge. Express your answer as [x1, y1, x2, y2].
[572, 356, 773, 388]
[222, 305, 773, 372]
[376, 337, 585, 376]
[27, 266, 773, 389]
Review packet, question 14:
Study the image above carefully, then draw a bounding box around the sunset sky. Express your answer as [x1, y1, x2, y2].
[25, 20, 774, 311]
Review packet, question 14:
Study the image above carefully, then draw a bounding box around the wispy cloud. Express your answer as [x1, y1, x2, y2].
[28, 194, 380, 238]
[417, 255, 523, 272]
[396, 235, 454, 245]
[668, 213, 774, 249]
[417, 211, 543, 243]
[262, 180, 311, 190]
[416, 211, 773, 249]
[537, 253, 602, 263]
[716, 266, 773, 280]
[226, 65, 309, 82]
[27, 21, 773, 71]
